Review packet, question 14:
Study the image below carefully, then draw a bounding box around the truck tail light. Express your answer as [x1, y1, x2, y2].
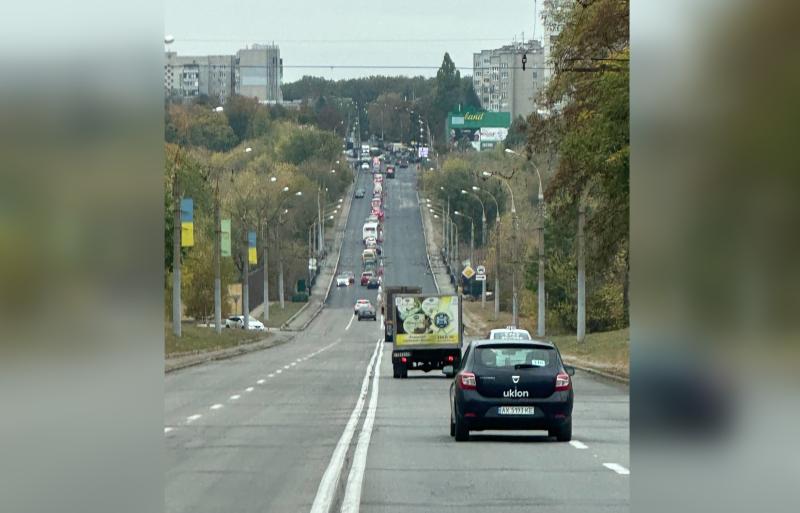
[447, 355, 455, 362]
[555, 372, 571, 391]
[458, 372, 476, 390]
[400, 357, 407, 363]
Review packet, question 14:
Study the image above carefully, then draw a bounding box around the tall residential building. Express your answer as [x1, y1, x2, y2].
[235, 44, 283, 103]
[542, 0, 566, 86]
[164, 52, 235, 103]
[472, 40, 545, 120]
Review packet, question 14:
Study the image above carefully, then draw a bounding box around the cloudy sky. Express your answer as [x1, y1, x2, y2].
[165, 0, 544, 82]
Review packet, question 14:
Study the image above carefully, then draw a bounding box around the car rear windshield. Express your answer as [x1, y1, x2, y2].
[474, 344, 558, 370]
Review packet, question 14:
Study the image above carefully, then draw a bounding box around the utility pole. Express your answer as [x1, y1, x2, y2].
[242, 228, 250, 329]
[278, 215, 285, 309]
[494, 217, 500, 319]
[577, 189, 588, 343]
[537, 178, 545, 338]
[262, 223, 270, 323]
[213, 176, 222, 334]
[172, 159, 181, 337]
[512, 210, 519, 327]
[317, 188, 323, 255]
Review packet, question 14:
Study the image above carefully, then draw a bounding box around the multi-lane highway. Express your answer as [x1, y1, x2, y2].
[165, 162, 629, 513]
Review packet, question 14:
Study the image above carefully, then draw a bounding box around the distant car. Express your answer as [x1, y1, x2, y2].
[345, 271, 355, 284]
[358, 304, 377, 321]
[386, 166, 395, 178]
[360, 271, 374, 286]
[336, 274, 350, 287]
[399, 159, 409, 168]
[355, 188, 366, 198]
[488, 327, 533, 341]
[367, 276, 380, 289]
[448, 339, 575, 442]
[225, 315, 244, 328]
[354, 298, 372, 315]
[361, 162, 370, 170]
[246, 319, 266, 331]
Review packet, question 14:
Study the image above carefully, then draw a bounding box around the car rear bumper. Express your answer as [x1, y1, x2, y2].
[456, 392, 573, 430]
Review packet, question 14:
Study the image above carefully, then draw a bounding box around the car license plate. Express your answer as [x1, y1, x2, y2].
[498, 406, 535, 415]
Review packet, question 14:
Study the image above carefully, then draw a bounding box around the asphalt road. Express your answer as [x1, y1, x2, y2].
[165, 161, 629, 513]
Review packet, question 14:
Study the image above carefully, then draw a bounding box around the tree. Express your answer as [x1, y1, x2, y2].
[224, 95, 260, 141]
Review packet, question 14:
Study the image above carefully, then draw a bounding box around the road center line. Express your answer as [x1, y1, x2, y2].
[257, 379, 266, 384]
[309, 338, 383, 513]
[603, 463, 630, 475]
[245, 387, 254, 392]
[186, 414, 202, 423]
[229, 395, 240, 400]
[570, 440, 588, 449]
[210, 403, 223, 410]
[341, 342, 385, 513]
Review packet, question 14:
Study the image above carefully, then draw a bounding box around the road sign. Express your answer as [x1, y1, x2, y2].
[476, 265, 486, 275]
[475, 274, 486, 281]
[462, 265, 475, 280]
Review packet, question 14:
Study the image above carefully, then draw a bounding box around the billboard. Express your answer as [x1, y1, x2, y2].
[446, 110, 511, 152]
[479, 127, 509, 142]
[394, 294, 461, 347]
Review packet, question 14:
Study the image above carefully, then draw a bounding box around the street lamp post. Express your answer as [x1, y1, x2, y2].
[453, 211, 474, 266]
[482, 170, 518, 325]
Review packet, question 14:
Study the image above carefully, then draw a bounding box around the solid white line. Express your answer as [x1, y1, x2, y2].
[229, 394, 241, 401]
[186, 414, 202, 423]
[570, 440, 588, 449]
[245, 387, 254, 392]
[164, 427, 174, 434]
[210, 403, 223, 410]
[603, 463, 630, 475]
[341, 342, 384, 513]
[308, 338, 382, 513]
[257, 379, 266, 385]
[345, 315, 355, 331]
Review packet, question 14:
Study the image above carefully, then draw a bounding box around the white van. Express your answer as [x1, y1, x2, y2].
[362, 221, 379, 241]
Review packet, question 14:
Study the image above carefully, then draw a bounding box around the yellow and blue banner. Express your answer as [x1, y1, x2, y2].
[221, 219, 232, 257]
[180, 198, 194, 247]
[247, 230, 257, 265]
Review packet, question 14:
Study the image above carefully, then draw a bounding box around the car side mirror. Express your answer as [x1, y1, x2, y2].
[442, 365, 455, 377]
[564, 365, 575, 376]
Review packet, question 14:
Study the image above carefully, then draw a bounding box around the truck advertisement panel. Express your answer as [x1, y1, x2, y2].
[394, 294, 460, 347]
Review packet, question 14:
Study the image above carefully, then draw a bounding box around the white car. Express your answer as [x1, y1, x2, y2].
[336, 274, 350, 287]
[354, 299, 372, 315]
[361, 162, 370, 170]
[488, 327, 532, 341]
[226, 315, 266, 330]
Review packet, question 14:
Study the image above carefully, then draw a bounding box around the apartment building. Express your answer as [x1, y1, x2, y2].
[164, 52, 235, 102]
[235, 44, 283, 103]
[472, 40, 544, 120]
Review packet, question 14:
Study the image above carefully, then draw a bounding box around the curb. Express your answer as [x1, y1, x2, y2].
[417, 190, 440, 294]
[165, 334, 293, 373]
[280, 300, 312, 330]
[562, 358, 629, 384]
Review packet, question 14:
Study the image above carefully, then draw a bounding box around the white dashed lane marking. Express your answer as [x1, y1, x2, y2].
[603, 463, 630, 475]
[186, 414, 202, 423]
[210, 404, 223, 410]
[245, 387, 254, 392]
[257, 379, 266, 384]
[164, 427, 174, 434]
[268, 374, 275, 378]
[569, 440, 588, 449]
[229, 395, 240, 400]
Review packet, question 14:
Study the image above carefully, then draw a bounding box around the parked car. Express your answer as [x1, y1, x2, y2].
[357, 304, 377, 321]
[354, 298, 372, 315]
[225, 315, 266, 330]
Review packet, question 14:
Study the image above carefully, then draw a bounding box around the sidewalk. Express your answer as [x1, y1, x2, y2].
[419, 196, 455, 294]
[281, 182, 355, 331]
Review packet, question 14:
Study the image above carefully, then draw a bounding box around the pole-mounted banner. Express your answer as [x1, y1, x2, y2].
[180, 198, 194, 247]
[247, 230, 257, 264]
[221, 219, 231, 257]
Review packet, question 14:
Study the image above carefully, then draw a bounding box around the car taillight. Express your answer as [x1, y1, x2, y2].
[458, 372, 476, 390]
[555, 372, 571, 391]
[447, 355, 454, 362]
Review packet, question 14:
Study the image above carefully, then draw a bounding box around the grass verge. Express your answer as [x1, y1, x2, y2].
[262, 301, 306, 328]
[550, 328, 629, 379]
[165, 323, 266, 358]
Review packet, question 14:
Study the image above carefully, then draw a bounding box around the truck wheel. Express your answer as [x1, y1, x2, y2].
[454, 412, 469, 442]
[392, 364, 401, 379]
[399, 365, 408, 379]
